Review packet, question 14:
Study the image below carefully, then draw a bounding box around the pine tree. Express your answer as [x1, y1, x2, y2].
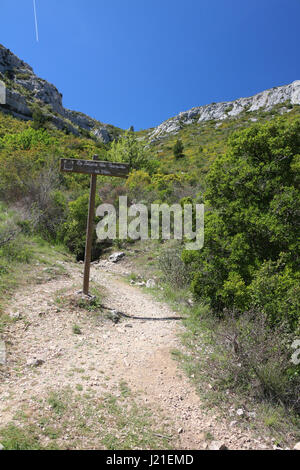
[173, 139, 184, 158]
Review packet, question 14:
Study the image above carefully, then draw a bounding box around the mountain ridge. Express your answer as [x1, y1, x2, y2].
[0, 44, 118, 142]
[149, 80, 300, 140]
[1, 44, 300, 144]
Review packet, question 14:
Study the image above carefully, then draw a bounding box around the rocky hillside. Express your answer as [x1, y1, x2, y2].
[1, 43, 300, 148]
[0, 44, 118, 142]
[149, 80, 300, 140]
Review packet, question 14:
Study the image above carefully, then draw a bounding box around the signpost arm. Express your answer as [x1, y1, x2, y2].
[83, 155, 99, 295]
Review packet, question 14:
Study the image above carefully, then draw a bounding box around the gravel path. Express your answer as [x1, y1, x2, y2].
[0, 260, 268, 449]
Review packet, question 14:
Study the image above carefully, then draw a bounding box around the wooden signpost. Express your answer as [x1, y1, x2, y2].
[60, 156, 129, 295]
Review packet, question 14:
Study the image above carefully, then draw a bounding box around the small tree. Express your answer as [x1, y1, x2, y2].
[31, 106, 47, 130]
[173, 139, 184, 159]
[182, 117, 300, 329]
[108, 130, 158, 174]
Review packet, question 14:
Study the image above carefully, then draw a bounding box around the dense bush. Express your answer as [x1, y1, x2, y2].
[0, 128, 57, 200]
[249, 256, 300, 331]
[0, 205, 32, 265]
[203, 310, 300, 412]
[22, 164, 67, 240]
[62, 192, 101, 260]
[173, 138, 184, 159]
[183, 118, 300, 330]
[108, 130, 158, 175]
[0, 206, 19, 248]
[158, 245, 191, 287]
[0, 118, 113, 254]
[32, 189, 67, 240]
[31, 106, 48, 130]
[0, 120, 111, 199]
[125, 170, 197, 205]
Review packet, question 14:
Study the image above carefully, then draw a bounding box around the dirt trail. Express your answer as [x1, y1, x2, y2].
[0, 259, 267, 449]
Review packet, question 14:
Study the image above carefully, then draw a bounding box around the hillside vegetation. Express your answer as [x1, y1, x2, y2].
[0, 90, 300, 444]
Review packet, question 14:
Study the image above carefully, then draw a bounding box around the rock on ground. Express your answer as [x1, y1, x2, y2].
[109, 252, 125, 263]
[146, 279, 156, 288]
[208, 441, 228, 450]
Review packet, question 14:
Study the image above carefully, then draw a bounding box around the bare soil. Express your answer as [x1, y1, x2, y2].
[0, 258, 271, 449]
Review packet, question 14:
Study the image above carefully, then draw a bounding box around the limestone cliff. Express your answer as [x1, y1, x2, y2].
[150, 80, 300, 140]
[1, 44, 299, 144]
[0, 44, 115, 142]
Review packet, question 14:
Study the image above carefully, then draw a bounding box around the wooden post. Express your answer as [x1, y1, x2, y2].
[83, 155, 99, 295]
[60, 156, 129, 296]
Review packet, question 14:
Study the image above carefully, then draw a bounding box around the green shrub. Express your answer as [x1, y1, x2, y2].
[173, 139, 184, 159]
[159, 245, 191, 287]
[108, 130, 158, 174]
[0, 424, 42, 450]
[0, 236, 32, 263]
[0, 128, 56, 200]
[62, 192, 101, 260]
[204, 310, 300, 412]
[32, 188, 67, 241]
[0, 207, 32, 263]
[72, 324, 82, 335]
[183, 118, 300, 330]
[249, 257, 300, 332]
[31, 106, 48, 130]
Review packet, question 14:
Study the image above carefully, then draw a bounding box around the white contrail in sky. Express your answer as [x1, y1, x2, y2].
[33, 0, 39, 42]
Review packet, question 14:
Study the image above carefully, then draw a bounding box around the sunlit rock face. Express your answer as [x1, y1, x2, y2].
[1, 44, 299, 143]
[150, 80, 300, 140]
[0, 44, 113, 142]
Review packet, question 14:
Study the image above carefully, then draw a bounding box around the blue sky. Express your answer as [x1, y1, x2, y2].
[1, 0, 300, 130]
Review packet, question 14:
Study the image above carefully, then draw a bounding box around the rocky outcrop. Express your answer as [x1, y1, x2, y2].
[0, 44, 115, 142]
[92, 127, 111, 144]
[108, 252, 125, 263]
[5, 88, 32, 117]
[1, 44, 299, 144]
[150, 80, 300, 140]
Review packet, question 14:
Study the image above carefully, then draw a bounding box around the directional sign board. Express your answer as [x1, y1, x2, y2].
[60, 158, 129, 178]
